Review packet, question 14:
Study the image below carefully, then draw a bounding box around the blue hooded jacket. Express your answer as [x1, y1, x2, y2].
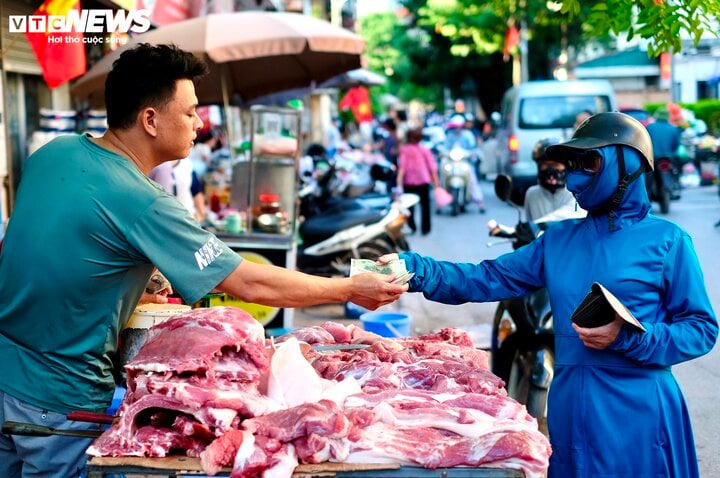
[401, 145, 717, 477]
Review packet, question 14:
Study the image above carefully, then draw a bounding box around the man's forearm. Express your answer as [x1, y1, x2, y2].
[216, 260, 350, 307]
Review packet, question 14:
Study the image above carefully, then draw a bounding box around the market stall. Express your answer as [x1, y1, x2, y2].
[206, 105, 302, 330]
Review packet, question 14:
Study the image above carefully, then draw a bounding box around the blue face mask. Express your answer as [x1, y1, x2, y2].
[566, 148, 612, 211]
[567, 171, 595, 196]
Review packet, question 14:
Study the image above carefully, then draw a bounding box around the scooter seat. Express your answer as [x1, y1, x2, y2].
[300, 208, 385, 245]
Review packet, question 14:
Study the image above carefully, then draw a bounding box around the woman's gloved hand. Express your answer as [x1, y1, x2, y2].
[377, 253, 399, 265]
[515, 221, 539, 245]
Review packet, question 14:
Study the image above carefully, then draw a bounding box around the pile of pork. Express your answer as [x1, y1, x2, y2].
[89, 306, 551, 477]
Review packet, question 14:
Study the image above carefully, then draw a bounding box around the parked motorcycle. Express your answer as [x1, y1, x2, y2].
[645, 156, 678, 214]
[296, 164, 418, 276]
[486, 175, 582, 431]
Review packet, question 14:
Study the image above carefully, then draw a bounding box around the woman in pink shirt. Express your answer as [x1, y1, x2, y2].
[397, 128, 440, 235]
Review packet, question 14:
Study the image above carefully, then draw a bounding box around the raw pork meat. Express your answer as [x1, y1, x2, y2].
[89, 312, 551, 478]
[88, 307, 274, 458]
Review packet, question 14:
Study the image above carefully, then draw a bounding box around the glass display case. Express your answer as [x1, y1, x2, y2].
[227, 105, 301, 243]
[212, 105, 302, 332]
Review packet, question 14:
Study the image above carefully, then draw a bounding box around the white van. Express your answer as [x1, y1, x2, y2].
[494, 79, 617, 202]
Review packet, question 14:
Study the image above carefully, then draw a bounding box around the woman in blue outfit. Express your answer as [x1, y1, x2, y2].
[388, 112, 718, 477]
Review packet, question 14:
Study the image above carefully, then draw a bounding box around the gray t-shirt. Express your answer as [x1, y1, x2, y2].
[524, 185, 578, 222]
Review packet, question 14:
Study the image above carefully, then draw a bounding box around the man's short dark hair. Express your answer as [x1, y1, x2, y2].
[105, 43, 208, 129]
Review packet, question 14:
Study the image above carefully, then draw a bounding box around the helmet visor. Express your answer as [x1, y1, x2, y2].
[563, 149, 603, 174]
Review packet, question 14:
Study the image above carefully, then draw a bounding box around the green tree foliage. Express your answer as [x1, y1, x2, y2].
[359, 9, 512, 114]
[411, 0, 717, 58]
[359, 11, 446, 110]
[358, 0, 719, 112]
[562, 0, 720, 56]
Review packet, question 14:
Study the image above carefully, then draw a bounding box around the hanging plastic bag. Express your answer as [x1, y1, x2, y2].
[434, 186, 453, 208]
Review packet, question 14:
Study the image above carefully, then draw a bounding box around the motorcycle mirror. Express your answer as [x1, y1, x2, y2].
[494, 175, 513, 202]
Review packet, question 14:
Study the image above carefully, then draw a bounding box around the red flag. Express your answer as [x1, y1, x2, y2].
[25, 0, 86, 89]
[659, 52, 671, 82]
[339, 86, 373, 124]
[503, 22, 519, 62]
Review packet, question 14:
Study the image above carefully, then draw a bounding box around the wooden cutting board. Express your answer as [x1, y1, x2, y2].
[87, 456, 401, 475]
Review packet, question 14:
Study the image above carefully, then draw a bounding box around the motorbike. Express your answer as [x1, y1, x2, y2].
[486, 175, 583, 431]
[437, 146, 475, 216]
[296, 158, 418, 276]
[644, 156, 679, 214]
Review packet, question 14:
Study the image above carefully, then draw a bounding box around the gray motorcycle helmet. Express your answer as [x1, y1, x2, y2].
[546, 112, 654, 171]
[532, 137, 562, 163]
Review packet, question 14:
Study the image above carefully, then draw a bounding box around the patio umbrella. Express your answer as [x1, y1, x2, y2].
[320, 68, 387, 89]
[235, 68, 387, 107]
[70, 11, 365, 106]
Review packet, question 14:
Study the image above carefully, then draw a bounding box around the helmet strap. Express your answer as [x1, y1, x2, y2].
[590, 145, 644, 218]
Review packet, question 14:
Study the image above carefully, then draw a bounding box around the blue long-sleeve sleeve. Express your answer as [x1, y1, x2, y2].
[401, 238, 546, 305]
[610, 234, 718, 366]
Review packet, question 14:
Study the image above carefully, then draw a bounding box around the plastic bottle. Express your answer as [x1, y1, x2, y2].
[210, 192, 221, 213]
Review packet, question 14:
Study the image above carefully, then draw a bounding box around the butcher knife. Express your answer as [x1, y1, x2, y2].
[2, 421, 103, 438]
[311, 344, 370, 351]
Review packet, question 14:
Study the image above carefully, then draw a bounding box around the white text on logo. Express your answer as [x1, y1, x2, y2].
[9, 9, 151, 34]
[194, 237, 225, 271]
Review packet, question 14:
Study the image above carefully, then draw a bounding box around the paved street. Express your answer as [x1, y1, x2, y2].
[294, 179, 720, 477]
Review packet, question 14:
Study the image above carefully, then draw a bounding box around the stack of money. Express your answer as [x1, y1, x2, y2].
[349, 258, 414, 285]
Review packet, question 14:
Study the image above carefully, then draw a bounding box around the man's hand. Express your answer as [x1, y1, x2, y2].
[515, 222, 538, 244]
[139, 270, 173, 305]
[138, 292, 170, 305]
[572, 313, 624, 349]
[347, 272, 407, 310]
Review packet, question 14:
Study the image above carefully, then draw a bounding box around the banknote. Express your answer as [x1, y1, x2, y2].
[349, 258, 407, 278]
[391, 271, 414, 285]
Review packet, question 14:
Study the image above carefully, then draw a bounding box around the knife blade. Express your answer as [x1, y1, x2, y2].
[311, 344, 370, 351]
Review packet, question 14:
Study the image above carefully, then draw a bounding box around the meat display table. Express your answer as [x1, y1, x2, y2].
[85, 457, 525, 477]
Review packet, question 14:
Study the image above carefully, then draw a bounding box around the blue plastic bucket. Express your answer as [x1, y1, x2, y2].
[360, 311, 411, 338]
[344, 301, 370, 319]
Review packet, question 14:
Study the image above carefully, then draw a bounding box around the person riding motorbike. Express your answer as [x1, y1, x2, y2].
[524, 138, 584, 223]
[645, 107, 681, 209]
[444, 114, 477, 151]
[441, 115, 485, 213]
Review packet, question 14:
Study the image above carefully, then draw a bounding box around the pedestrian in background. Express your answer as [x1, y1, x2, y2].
[574, 110, 593, 130]
[149, 157, 207, 223]
[325, 116, 343, 158]
[397, 127, 440, 235]
[188, 127, 220, 182]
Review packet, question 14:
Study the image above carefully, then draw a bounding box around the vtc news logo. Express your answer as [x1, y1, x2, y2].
[9, 9, 151, 34]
